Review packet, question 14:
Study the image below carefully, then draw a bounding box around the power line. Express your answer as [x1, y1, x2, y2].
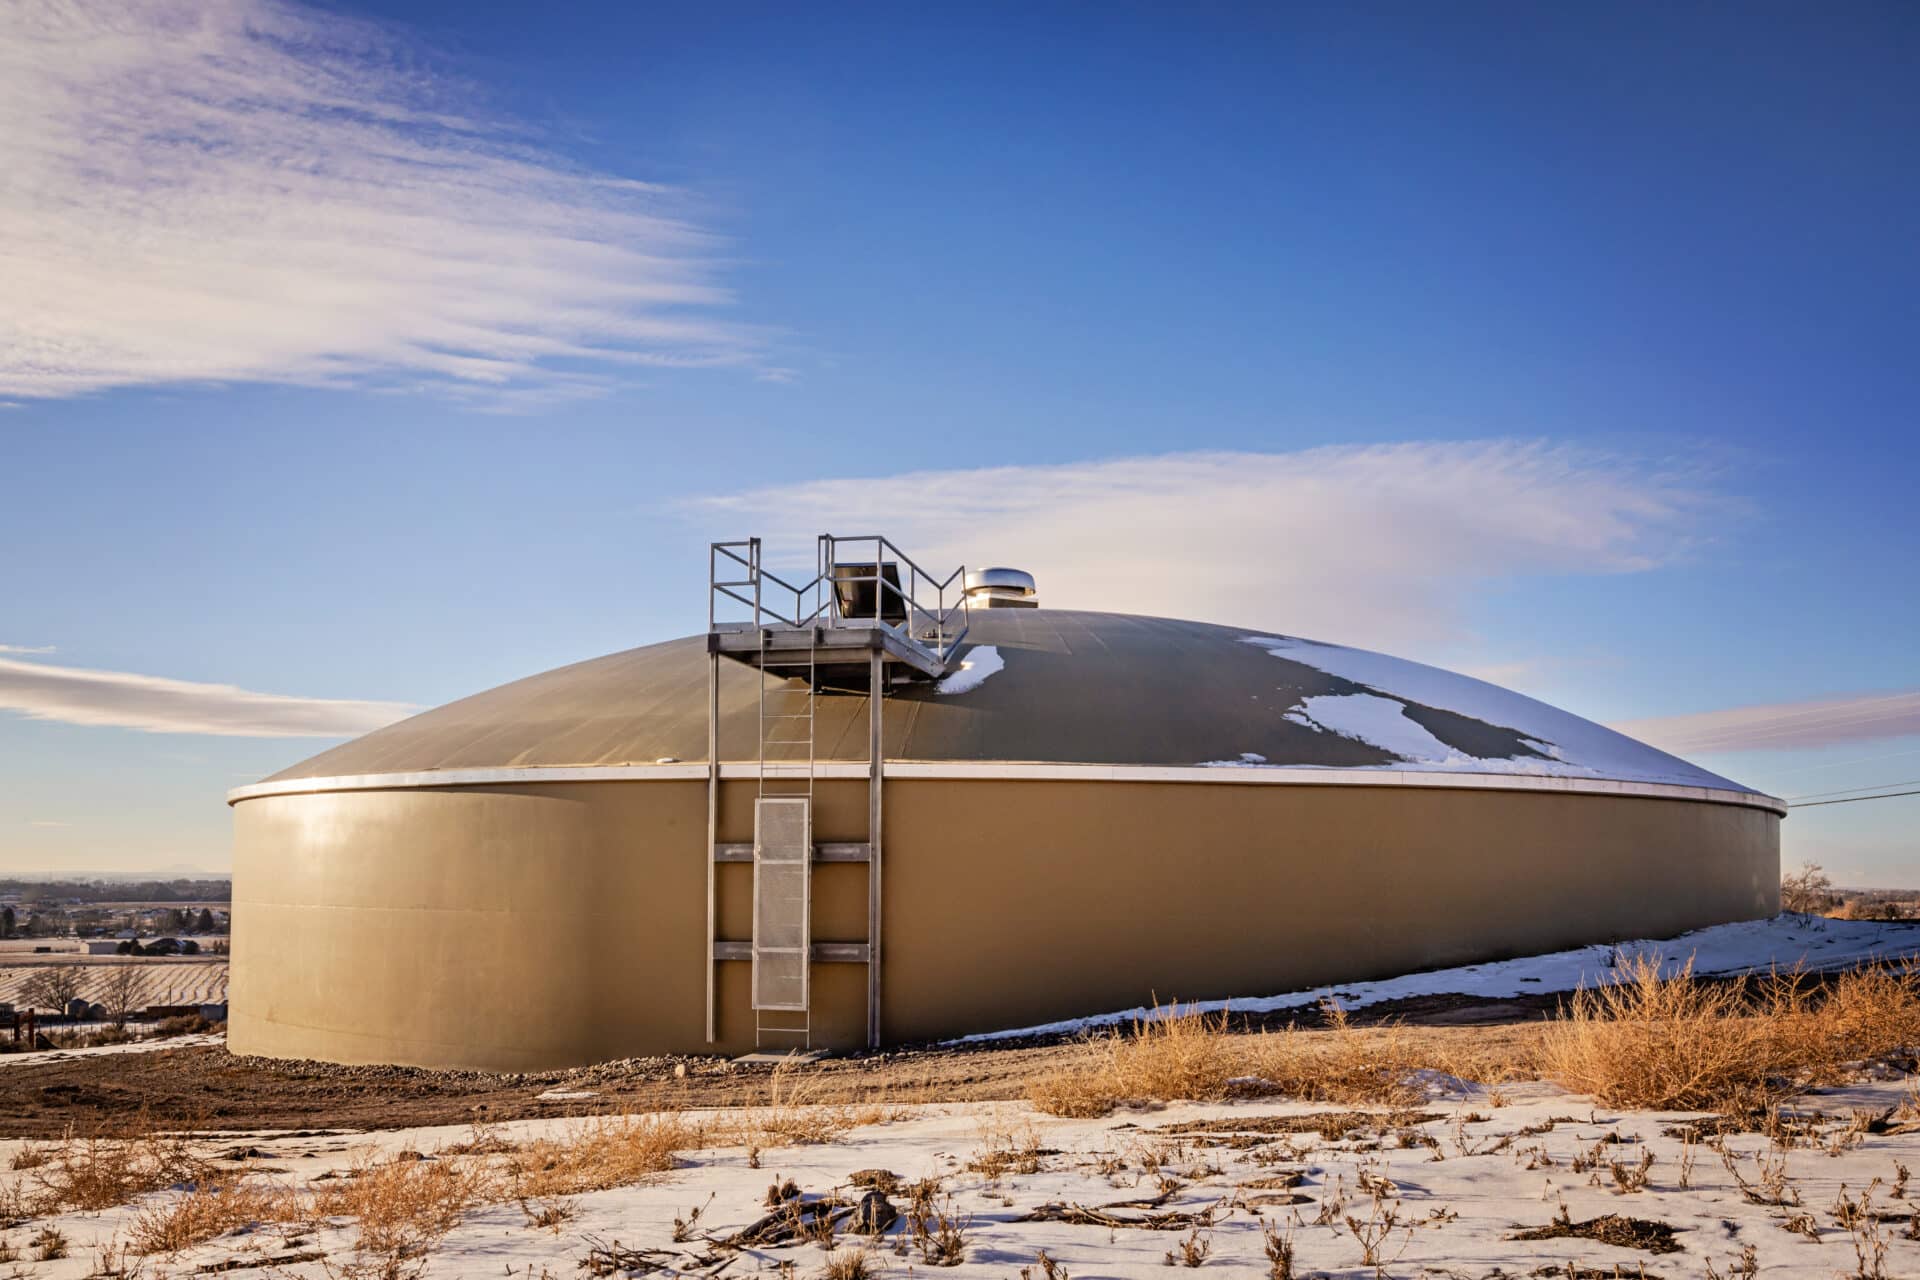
[1746, 745, 1920, 786]
[1787, 777, 1920, 802]
[1788, 788, 1920, 810]
[1663, 700, 1920, 752]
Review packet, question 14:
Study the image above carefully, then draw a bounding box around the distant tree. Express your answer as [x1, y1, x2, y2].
[18, 965, 84, 1016]
[101, 965, 144, 1029]
[0, 905, 13, 937]
[1782, 862, 1835, 919]
[116, 939, 138, 956]
[194, 908, 215, 934]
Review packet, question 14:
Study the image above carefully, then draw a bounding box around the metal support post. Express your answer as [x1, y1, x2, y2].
[867, 648, 884, 1048]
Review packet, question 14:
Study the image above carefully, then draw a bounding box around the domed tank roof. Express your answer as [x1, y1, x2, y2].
[262, 610, 1758, 796]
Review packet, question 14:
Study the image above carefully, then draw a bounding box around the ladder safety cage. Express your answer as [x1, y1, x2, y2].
[752, 797, 812, 1015]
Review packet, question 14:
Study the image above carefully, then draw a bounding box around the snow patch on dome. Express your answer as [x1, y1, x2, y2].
[1241, 634, 1754, 792]
[1293, 693, 1477, 765]
[934, 645, 1004, 696]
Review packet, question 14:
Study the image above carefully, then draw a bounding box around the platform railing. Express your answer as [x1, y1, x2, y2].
[707, 535, 969, 670]
[816, 534, 969, 664]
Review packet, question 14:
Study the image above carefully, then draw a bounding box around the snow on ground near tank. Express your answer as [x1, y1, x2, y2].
[958, 915, 1920, 1042]
[10, 1076, 1920, 1279]
[1241, 634, 1755, 792]
[0, 1031, 224, 1069]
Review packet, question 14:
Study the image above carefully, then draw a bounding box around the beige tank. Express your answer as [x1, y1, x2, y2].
[228, 611, 1781, 1069]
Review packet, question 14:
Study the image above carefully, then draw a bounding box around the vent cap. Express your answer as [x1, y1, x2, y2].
[963, 567, 1038, 609]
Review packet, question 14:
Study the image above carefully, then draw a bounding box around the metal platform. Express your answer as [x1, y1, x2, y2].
[707, 535, 971, 685]
[707, 619, 952, 682]
[705, 535, 974, 1052]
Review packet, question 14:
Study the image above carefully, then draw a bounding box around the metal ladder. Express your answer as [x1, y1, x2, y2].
[706, 534, 969, 1054]
[752, 624, 817, 1050]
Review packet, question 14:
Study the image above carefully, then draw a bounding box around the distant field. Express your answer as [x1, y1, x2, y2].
[0, 956, 228, 1009]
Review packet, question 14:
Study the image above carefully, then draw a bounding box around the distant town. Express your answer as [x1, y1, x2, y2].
[0, 877, 231, 943]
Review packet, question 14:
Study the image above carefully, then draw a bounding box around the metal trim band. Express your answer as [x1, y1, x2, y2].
[228, 762, 1785, 816]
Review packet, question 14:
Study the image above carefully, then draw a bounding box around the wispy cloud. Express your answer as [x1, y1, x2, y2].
[691, 440, 1729, 652]
[1611, 691, 1920, 756]
[0, 0, 764, 405]
[0, 644, 56, 655]
[0, 654, 417, 738]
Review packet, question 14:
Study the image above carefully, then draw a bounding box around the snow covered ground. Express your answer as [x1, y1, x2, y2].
[0, 1031, 224, 1070]
[960, 915, 1920, 1042]
[0, 957, 229, 1011]
[6, 1077, 1920, 1278]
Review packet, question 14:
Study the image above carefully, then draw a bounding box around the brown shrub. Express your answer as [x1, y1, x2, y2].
[154, 1014, 214, 1038]
[1801, 961, 1920, 1065]
[312, 1153, 488, 1269]
[1027, 1002, 1239, 1117]
[26, 1124, 208, 1214]
[1029, 1001, 1486, 1116]
[1242, 1004, 1436, 1107]
[1538, 955, 1920, 1110]
[1538, 956, 1786, 1110]
[46, 1026, 139, 1050]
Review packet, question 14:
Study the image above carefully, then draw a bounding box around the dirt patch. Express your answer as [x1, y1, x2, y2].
[0, 1016, 1548, 1138]
[1512, 1212, 1685, 1254]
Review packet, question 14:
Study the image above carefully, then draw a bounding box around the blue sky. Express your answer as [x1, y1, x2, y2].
[2, 2, 1916, 880]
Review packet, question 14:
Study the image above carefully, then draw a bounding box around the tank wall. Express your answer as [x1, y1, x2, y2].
[880, 780, 1779, 1042]
[230, 778, 1779, 1069]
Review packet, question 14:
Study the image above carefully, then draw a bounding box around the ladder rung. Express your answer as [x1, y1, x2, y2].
[715, 843, 871, 863]
[715, 940, 872, 962]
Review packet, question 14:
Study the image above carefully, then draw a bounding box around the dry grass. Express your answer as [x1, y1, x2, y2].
[1028, 1003, 1236, 1116]
[821, 1246, 881, 1280]
[717, 1066, 904, 1152]
[0, 1083, 896, 1270]
[21, 1123, 208, 1215]
[1241, 1004, 1461, 1106]
[1538, 955, 1920, 1110]
[1028, 958, 1920, 1116]
[312, 1153, 490, 1271]
[128, 1173, 304, 1254]
[1027, 1001, 1485, 1117]
[504, 1112, 706, 1199]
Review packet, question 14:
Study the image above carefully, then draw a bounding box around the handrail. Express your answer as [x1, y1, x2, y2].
[708, 534, 971, 669]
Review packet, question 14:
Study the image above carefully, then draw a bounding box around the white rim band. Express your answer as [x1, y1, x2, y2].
[229, 761, 1785, 816]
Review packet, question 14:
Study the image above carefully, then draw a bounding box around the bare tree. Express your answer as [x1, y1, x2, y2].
[100, 964, 145, 1029]
[17, 964, 85, 1016]
[1781, 862, 1834, 919]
